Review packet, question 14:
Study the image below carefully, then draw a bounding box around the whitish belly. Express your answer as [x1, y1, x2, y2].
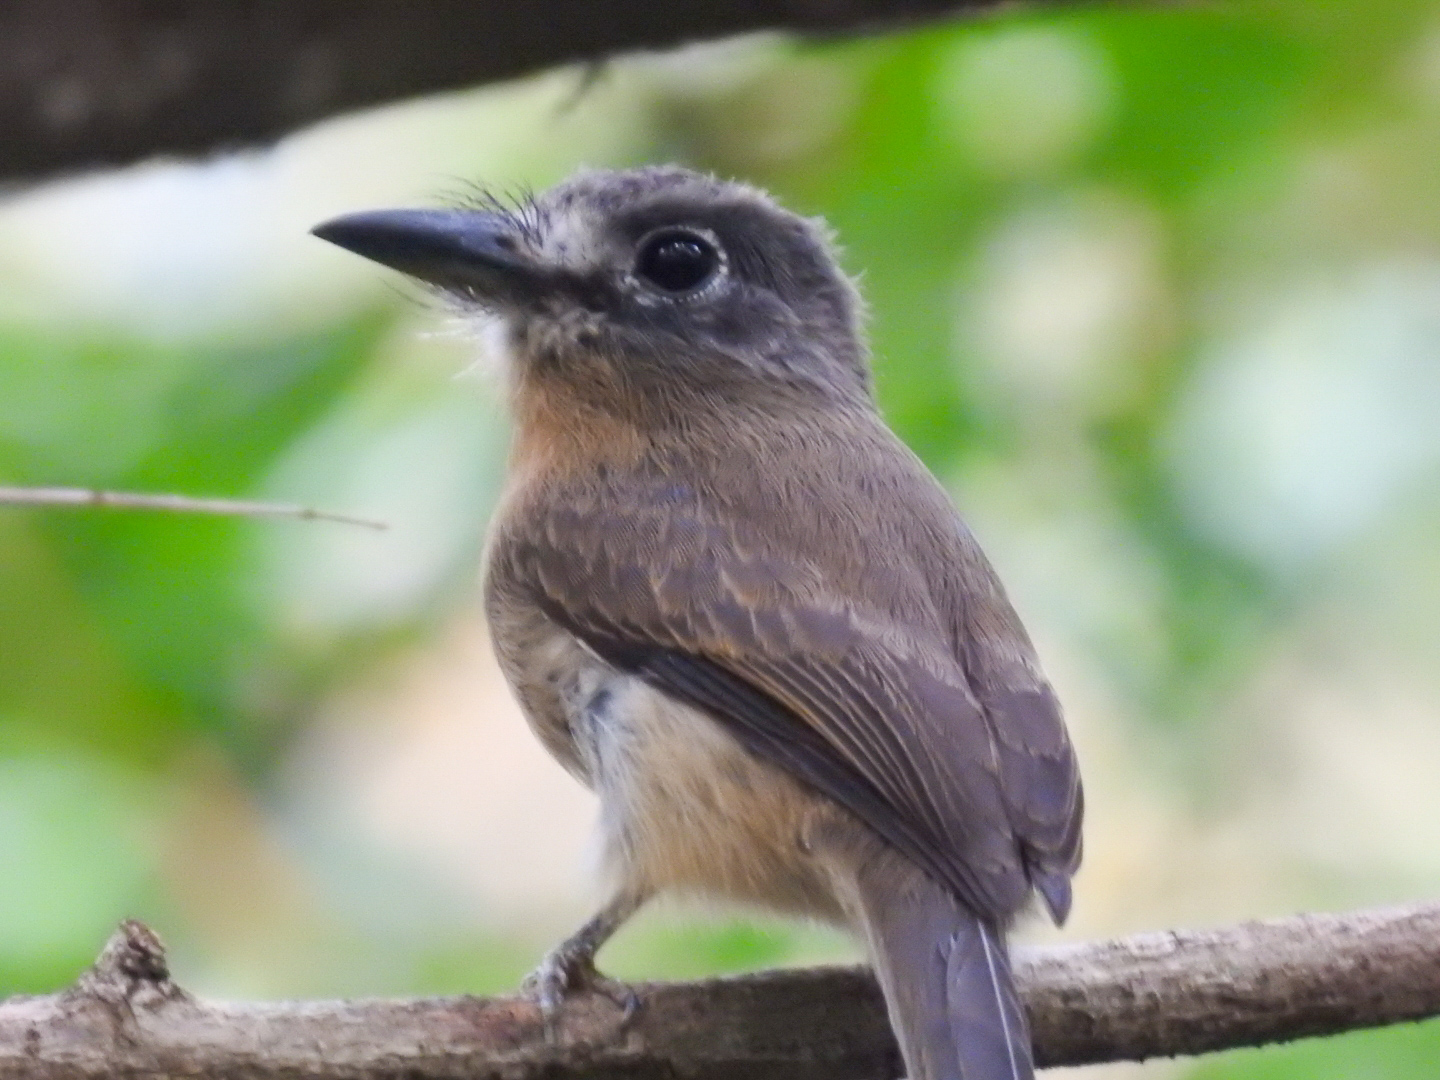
[570, 665, 846, 923]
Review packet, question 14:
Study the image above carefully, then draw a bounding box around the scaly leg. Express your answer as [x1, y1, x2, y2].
[523, 890, 648, 1030]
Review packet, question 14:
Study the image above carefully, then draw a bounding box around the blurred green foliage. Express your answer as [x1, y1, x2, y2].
[1190, 1020, 1440, 1080]
[4, 0, 1440, 1075]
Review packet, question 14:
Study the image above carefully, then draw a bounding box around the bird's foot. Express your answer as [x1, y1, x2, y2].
[522, 943, 638, 1042]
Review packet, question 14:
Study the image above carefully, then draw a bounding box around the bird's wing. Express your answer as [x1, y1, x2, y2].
[957, 625, 1083, 924]
[493, 496, 1062, 921]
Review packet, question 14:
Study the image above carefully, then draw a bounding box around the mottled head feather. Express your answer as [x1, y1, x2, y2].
[446, 166, 873, 405]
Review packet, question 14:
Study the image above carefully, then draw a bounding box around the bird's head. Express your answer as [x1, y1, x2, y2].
[312, 166, 871, 408]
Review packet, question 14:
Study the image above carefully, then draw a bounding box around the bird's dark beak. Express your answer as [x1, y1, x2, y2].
[311, 208, 547, 304]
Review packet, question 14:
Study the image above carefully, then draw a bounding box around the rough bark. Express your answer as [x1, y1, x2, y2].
[0, 0, 1065, 184]
[3, 902, 1438, 1079]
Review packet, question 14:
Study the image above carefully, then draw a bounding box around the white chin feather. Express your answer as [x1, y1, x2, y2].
[437, 311, 514, 383]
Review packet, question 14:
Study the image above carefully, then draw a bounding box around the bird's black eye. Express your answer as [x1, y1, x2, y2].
[634, 229, 721, 294]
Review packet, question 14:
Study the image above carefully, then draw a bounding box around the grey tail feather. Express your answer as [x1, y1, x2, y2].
[854, 860, 1033, 1080]
[948, 919, 1031, 1080]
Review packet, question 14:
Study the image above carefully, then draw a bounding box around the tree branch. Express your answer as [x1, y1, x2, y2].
[0, 487, 386, 530]
[3, 902, 1437, 1079]
[0, 0, 1075, 185]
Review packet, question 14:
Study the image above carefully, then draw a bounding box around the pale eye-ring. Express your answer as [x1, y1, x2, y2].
[633, 228, 722, 294]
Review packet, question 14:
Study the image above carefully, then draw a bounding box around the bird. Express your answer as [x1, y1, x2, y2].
[311, 165, 1083, 1080]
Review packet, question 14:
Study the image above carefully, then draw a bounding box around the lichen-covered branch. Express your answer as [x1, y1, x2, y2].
[3, 902, 1438, 1079]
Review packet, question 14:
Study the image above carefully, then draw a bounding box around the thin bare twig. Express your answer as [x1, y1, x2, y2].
[0, 486, 387, 530]
[2, 901, 1438, 1079]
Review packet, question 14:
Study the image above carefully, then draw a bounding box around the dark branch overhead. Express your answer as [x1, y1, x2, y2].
[3, 902, 1439, 1078]
[1, 0, 1064, 184]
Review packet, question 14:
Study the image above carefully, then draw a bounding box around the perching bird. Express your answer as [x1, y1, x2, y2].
[312, 166, 1082, 1080]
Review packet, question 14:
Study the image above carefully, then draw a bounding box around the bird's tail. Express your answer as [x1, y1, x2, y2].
[851, 858, 1032, 1080]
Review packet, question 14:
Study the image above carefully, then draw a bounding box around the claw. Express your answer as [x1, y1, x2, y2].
[521, 893, 648, 1043]
[521, 946, 638, 1043]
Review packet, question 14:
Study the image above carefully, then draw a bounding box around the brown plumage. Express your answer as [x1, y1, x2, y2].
[313, 166, 1082, 1080]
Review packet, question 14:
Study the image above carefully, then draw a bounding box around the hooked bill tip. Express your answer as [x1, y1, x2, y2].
[308, 208, 532, 292]
[309, 209, 445, 262]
